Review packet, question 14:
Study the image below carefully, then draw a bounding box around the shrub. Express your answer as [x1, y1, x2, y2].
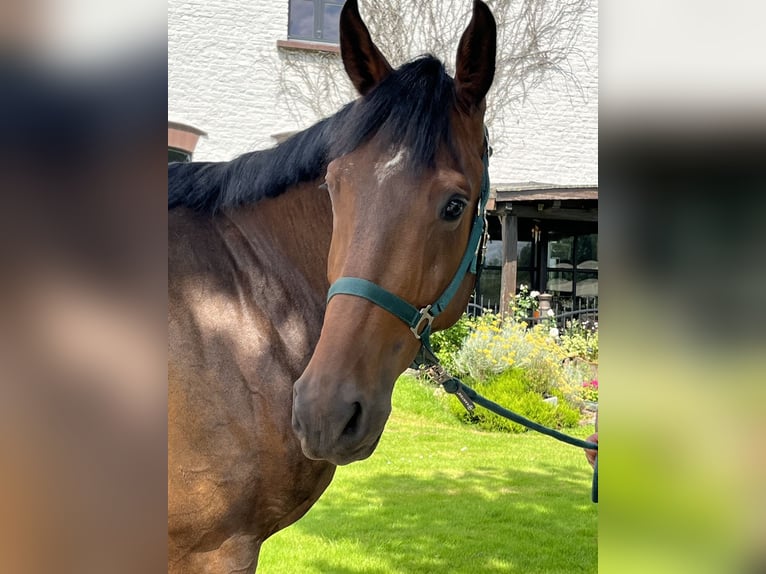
[453, 313, 572, 398]
[561, 358, 597, 404]
[516, 324, 570, 396]
[430, 314, 473, 375]
[510, 284, 539, 323]
[560, 319, 599, 361]
[452, 312, 515, 381]
[449, 369, 580, 433]
[580, 379, 598, 402]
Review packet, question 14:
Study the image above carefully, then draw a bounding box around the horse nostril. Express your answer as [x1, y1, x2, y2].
[291, 397, 305, 436]
[291, 412, 302, 437]
[341, 401, 362, 437]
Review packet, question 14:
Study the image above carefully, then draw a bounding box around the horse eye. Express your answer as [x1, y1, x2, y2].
[441, 197, 467, 221]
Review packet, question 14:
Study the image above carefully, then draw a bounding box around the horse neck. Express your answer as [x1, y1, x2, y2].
[225, 179, 333, 303]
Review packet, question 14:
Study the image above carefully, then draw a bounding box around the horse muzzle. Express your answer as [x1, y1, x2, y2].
[291, 376, 390, 465]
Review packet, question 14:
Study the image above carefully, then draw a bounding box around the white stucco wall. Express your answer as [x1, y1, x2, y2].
[169, 0, 597, 185]
[168, 0, 296, 161]
[490, 2, 598, 185]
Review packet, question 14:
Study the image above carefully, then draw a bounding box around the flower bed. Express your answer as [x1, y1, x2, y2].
[427, 299, 599, 432]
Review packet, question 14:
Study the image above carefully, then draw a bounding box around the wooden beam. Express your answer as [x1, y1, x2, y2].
[503, 204, 598, 222]
[500, 213, 518, 318]
[495, 188, 598, 202]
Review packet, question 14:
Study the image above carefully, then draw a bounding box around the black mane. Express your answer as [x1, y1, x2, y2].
[168, 56, 456, 212]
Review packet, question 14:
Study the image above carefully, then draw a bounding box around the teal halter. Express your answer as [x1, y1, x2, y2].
[326, 134, 491, 353]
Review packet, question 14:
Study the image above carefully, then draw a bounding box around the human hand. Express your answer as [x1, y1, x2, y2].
[584, 433, 598, 468]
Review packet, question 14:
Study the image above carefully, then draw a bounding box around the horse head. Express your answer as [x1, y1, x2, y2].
[292, 0, 496, 465]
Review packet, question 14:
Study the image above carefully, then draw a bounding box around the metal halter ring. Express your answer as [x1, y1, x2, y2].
[410, 305, 435, 339]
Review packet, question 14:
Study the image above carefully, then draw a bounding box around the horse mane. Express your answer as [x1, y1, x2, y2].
[168, 56, 456, 212]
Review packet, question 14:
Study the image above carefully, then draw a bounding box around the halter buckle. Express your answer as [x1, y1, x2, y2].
[410, 305, 434, 339]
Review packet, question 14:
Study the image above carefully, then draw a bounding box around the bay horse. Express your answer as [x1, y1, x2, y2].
[168, 0, 496, 571]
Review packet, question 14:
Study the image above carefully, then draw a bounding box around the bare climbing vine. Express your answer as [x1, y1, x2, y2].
[274, 0, 590, 152]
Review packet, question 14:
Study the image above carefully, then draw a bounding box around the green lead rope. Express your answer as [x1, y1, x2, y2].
[592, 455, 598, 503]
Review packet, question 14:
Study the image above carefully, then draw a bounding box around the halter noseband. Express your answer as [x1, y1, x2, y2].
[326, 131, 491, 355]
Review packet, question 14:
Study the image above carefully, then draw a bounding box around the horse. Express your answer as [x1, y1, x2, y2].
[168, 0, 496, 571]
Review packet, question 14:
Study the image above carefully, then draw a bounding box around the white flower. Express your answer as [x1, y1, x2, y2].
[519, 284, 527, 291]
[547, 308, 555, 317]
[549, 327, 560, 338]
[529, 290, 540, 298]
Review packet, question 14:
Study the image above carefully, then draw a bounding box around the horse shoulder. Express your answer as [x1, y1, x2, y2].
[168, 207, 333, 564]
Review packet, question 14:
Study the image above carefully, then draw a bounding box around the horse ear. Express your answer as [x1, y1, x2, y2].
[454, 0, 497, 111]
[339, 0, 393, 96]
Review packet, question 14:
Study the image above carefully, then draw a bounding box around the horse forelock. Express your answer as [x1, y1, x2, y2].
[167, 55, 458, 213]
[332, 55, 457, 171]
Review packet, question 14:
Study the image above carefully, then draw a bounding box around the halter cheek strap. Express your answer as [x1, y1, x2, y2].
[326, 131, 491, 352]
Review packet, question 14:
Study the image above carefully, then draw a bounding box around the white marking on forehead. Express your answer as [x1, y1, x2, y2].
[374, 148, 408, 185]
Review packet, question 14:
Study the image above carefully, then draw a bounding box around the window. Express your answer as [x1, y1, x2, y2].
[516, 240, 534, 291]
[475, 237, 535, 312]
[288, 0, 345, 44]
[545, 232, 598, 312]
[168, 121, 205, 162]
[168, 148, 191, 163]
[475, 239, 503, 310]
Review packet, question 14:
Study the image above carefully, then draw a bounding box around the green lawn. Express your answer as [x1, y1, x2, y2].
[259, 375, 597, 573]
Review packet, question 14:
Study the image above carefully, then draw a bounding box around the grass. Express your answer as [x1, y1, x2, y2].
[258, 375, 597, 573]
